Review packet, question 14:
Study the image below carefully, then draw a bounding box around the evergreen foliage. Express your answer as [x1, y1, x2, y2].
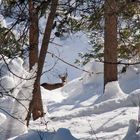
[1, 0, 140, 62]
[0, 27, 23, 58]
[74, 0, 140, 65]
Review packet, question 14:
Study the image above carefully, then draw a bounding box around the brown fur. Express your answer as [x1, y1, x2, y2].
[41, 73, 67, 90]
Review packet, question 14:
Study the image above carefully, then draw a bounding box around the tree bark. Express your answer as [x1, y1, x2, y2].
[29, 0, 39, 70]
[104, 0, 118, 88]
[26, 0, 40, 126]
[27, 0, 59, 122]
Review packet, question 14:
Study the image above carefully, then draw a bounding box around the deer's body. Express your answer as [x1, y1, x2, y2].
[41, 82, 64, 90]
[41, 73, 67, 90]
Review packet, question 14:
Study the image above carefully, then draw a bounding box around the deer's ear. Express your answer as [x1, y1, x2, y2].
[58, 75, 61, 78]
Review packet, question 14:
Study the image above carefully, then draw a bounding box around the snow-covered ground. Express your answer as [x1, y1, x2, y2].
[0, 12, 140, 140]
[34, 61, 140, 140]
[0, 56, 140, 140]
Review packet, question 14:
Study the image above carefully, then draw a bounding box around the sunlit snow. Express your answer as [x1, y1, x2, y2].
[0, 11, 140, 140]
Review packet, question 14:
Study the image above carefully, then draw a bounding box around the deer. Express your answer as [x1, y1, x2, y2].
[41, 72, 68, 90]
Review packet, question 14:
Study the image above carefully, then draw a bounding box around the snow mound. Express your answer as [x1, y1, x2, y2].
[0, 76, 16, 91]
[0, 113, 6, 124]
[0, 14, 7, 28]
[8, 57, 27, 78]
[95, 81, 126, 103]
[10, 128, 79, 140]
[105, 81, 125, 95]
[84, 60, 103, 74]
[53, 128, 78, 140]
[0, 57, 37, 139]
[123, 119, 140, 140]
[81, 60, 103, 89]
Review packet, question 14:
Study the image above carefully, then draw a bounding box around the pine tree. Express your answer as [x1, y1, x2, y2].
[104, 0, 118, 87]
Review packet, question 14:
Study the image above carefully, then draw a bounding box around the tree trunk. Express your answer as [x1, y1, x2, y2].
[27, 0, 59, 122]
[104, 0, 118, 88]
[26, 0, 40, 126]
[29, 0, 39, 70]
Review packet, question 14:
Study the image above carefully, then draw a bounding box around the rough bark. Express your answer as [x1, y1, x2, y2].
[29, 0, 39, 70]
[27, 0, 59, 122]
[26, 0, 40, 126]
[104, 0, 118, 88]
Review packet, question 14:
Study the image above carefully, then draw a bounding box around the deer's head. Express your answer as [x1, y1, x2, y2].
[58, 72, 68, 84]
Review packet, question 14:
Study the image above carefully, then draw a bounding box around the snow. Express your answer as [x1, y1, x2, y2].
[0, 13, 140, 140]
[1, 56, 140, 140]
[95, 81, 125, 103]
[0, 58, 37, 140]
[41, 31, 89, 83]
[39, 60, 140, 140]
[0, 14, 7, 28]
[10, 128, 78, 140]
[53, 128, 78, 140]
[123, 120, 140, 140]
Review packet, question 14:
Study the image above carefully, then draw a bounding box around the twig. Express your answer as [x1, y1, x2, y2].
[87, 119, 98, 140]
[47, 51, 93, 74]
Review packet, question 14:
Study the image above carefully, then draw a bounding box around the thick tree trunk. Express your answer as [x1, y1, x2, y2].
[30, 0, 59, 121]
[104, 0, 118, 88]
[26, 0, 40, 126]
[29, 0, 39, 69]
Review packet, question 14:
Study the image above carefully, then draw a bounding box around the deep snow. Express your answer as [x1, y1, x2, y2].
[0, 56, 140, 140]
[0, 11, 140, 140]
